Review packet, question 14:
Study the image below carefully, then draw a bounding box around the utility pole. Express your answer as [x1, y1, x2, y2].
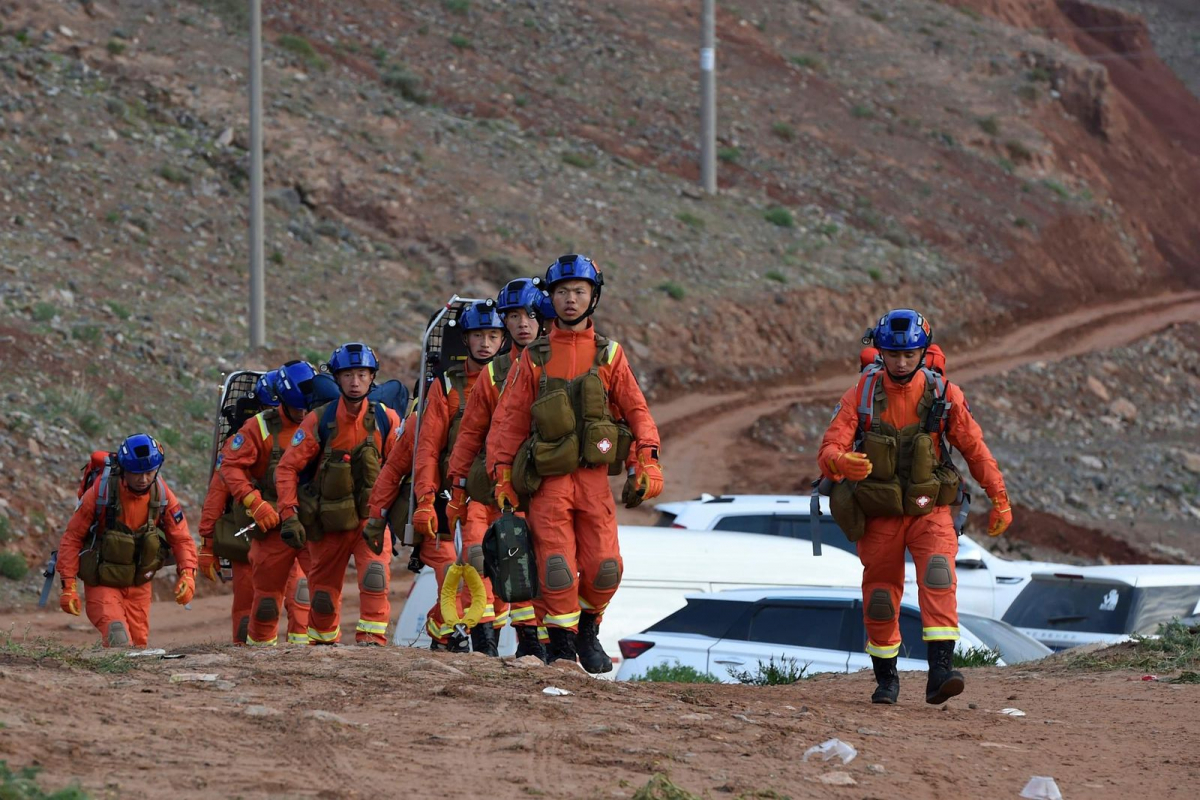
[248, 0, 266, 349]
[700, 0, 716, 194]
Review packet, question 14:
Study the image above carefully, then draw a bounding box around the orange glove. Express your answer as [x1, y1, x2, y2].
[244, 490, 280, 532]
[634, 448, 664, 502]
[446, 487, 468, 532]
[493, 466, 518, 510]
[832, 452, 873, 482]
[412, 494, 437, 538]
[175, 568, 196, 605]
[198, 538, 218, 583]
[60, 578, 81, 616]
[988, 491, 1012, 537]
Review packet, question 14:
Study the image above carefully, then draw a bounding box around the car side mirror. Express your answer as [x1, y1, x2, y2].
[955, 542, 987, 570]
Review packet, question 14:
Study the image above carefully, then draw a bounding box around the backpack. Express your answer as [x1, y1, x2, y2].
[77, 451, 116, 503]
[482, 509, 539, 603]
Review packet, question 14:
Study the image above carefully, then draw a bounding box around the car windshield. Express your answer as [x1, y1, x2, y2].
[653, 511, 678, 527]
[959, 613, 1052, 663]
[711, 514, 915, 563]
[1003, 579, 1134, 634]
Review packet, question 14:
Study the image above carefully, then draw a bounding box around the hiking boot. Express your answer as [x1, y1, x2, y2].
[925, 639, 965, 704]
[470, 623, 500, 657]
[514, 625, 548, 663]
[546, 627, 578, 666]
[576, 612, 613, 674]
[870, 655, 900, 705]
[430, 634, 470, 653]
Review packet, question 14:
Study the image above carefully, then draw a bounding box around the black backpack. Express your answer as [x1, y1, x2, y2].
[482, 510, 539, 603]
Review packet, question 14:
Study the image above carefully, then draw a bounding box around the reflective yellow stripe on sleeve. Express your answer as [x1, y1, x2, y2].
[256, 413, 269, 440]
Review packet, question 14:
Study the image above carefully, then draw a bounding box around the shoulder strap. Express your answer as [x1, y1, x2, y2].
[150, 477, 169, 525]
[855, 364, 886, 435]
[489, 351, 512, 388]
[95, 465, 117, 532]
[526, 336, 552, 368]
[592, 334, 618, 371]
[315, 401, 339, 449]
[444, 364, 468, 418]
[372, 401, 392, 441]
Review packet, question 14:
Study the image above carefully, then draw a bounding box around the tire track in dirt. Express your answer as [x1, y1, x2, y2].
[654, 292, 1200, 504]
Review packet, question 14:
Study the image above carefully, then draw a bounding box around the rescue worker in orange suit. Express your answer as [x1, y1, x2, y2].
[818, 309, 1011, 705]
[197, 469, 254, 643]
[57, 434, 198, 647]
[412, 301, 507, 653]
[362, 396, 418, 558]
[488, 254, 664, 673]
[217, 361, 319, 646]
[275, 344, 402, 645]
[444, 279, 554, 661]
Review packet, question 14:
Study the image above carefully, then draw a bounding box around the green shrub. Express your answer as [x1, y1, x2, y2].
[277, 34, 328, 71]
[448, 34, 472, 49]
[954, 646, 1001, 668]
[444, 0, 470, 13]
[997, 157, 1015, 174]
[561, 152, 595, 169]
[1042, 179, 1070, 199]
[867, 267, 883, 281]
[77, 413, 105, 437]
[765, 270, 787, 283]
[106, 39, 126, 56]
[0, 552, 27, 580]
[717, 146, 741, 163]
[850, 105, 875, 119]
[269, 249, 284, 265]
[1005, 140, 1032, 162]
[1028, 66, 1051, 82]
[1017, 84, 1039, 102]
[976, 116, 999, 136]
[676, 211, 705, 230]
[1014, 216, 1031, 228]
[817, 222, 838, 236]
[763, 207, 794, 228]
[107, 301, 131, 320]
[658, 281, 686, 301]
[157, 164, 191, 185]
[32, 302, 57, 322]
[634, 662, 719, 683]
[727, 655, 810, 685]
[71, 325, 102, 343]
[382, 66, 429, 104]
[184, 397, 211, 421]
[0, 761, 90, 799]
[0, 515, 10, 543]
[159, 428, 182, 448]
[789, 54, 823, 71]
[771, 121, 795, 141]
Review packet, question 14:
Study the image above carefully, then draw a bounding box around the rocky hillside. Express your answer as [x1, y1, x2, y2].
[1, 0, 1198, 593]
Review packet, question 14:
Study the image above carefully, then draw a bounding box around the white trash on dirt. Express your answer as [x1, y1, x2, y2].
[169, 673, 219, 683]
[802, 738, 858, 764]
[1000, 708, 1027, 717]
[125, 649, 167, 658]
[1020, 775, 1063, 799]
[542, 686, 573, 696]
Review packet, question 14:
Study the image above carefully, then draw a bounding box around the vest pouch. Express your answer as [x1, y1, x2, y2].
[853, 478, 905, 517]
[829, 480, 867, 542]
[608, 422, 634, 476]
[261, 447, 282, 503]
[581, 419, 620, 466]
[903, 479, 942, 517]
[297, 483, 324, 542]
[134, 527, 168, 584]
[319, 495, 360, 534]
[532, 432, 580, 477]
[861, 432, 897, 481]
[100, 527, 137, 566]
[466, 454, 493, 505]
[320, 451, 355, 500]
[351, 443, 381, 495]
[934, 464, 961, 507]
[387, 478, 412, 537]
[530, 387, 576, 442]
[98, 561, 137, 588]
[512, 437, 542, 499]
[575, 372, 608, 421]
[910, 433, 936, 484]
[212, 512, 252, 562]
[78, 544, 101, 587]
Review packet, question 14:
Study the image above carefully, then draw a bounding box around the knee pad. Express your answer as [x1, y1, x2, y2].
[592, 558, 621, 591]
[312, 590, 335, 615]
[106, 621, 130, 648]
[294, 578, 310, 606]
[361, 562, 388, 594]
[255, 597, 279, 623]
[867, 589, 895, 621]
[544, 554, 574, 591]
[466, 544, 485, 576]
[924, 555, 953, 589]
[236, 616, 250, 644]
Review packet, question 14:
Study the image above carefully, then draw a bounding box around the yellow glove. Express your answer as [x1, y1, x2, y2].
[634, 449, 664, 502]
[412, 494, 437, 538]
[198, 538, 218, 583]
[60, 578, 81, 616]
[987, 491, 1012, 537]
[832, 452, 873, 482]
[244, 490, 280, 532]
[493, 466, 518, 510]
[446, 487, 469, 531]
[362, 517, 387, 555]
[175, 569, 196, 605]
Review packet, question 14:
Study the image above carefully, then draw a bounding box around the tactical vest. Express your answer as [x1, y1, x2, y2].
[829, 366, 962, 538]
[438, 363, 470, 493]
[77, 468, 171, 588]
[514, 333, 633, 491]
[386, 399, 420, 539]
[213, 409, 286, 558]
[297, 399, 389, 540]
[464, 353, 513, 504]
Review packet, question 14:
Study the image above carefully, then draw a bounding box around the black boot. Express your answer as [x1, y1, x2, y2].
[870, 656, 900, 704]
[514, 625, 548, 663]
[470, 623, 500, 657]
[925, 640, 965, 704]
[576, 612, 613, 674]
[546, 626, 578, 666]
[431, 632, 470, 653]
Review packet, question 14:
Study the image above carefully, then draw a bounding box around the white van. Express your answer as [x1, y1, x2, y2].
[392, 526, 864, 673]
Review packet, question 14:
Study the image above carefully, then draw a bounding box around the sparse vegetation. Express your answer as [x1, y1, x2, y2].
[277, 34, 329, 72]
[954, 646, 1001, 668]
[763, 207, 794, 228]
[1006, 140, 1032, 162]
[561, 152, 595, 169]
[71, 324, 101, 343]
[817, 222, 839, 236]
[184, 398, 211, 421]
[382, 65, 429, 104]
[448, 34, 472, 50]
[0, 516, 10, 544]
[444, 0, 471, 14]
[765, 270, 787, 283]
[631, 773, 700, 800]
[976, 116, 999, 136]
[658, 281, 686, 301]
[32, 302, 57, 322]
[728, 655, 810, 685]
[157, 164, 191, 185]
[634, 663, 720, 683]
[106, 39, 126, 56]
[789, 54, 824, 71]
[1042, 179, 1070, 199]
[1028, 66, 1052, 83]
[159, 428, 182, 448]
[0, 552, 26, 580]
[0, 632, 135, 675]
[771, 121, 795, 141]
[0, 761, 90, 799]
[1014, 216, 1032, 228]
[867, 267, 883, 281]
[851, 105, 875, 119]
[676, 211, 705, 230]
[717, 146, 741, 163]
[107, 301, 131, 320]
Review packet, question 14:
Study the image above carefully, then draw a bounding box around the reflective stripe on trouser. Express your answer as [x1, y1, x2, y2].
[306, 526, 391, 645]
[283, 559, 310, 641]
[527, 468, 622, 631]
[230, 560, 254, 644]
[247, 633, 278, 647]
[357, 618, 388, 636]
[923, 627, 960, 641]
[423, 503, 495, 642]
[84, 582, 153, 648]
[856, 509, 959, 655]
[866, 640, 901, 659]
[287, 632, 309, 644]
[578, 595, 610, 624]
[509, 603, 536, 625]
[248, 534, 313, 646]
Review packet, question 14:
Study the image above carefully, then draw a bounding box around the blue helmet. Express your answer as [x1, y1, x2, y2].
[545, 253, 603, 289]
[117, 433, 165, 474]
[328, 342, 378, 374]
[276, 360, 318, 409]
[867, 309, 932, 351]
[456, 300, 504, 332]
[253, 371, 281, 407]
[497, 278, 554, 319]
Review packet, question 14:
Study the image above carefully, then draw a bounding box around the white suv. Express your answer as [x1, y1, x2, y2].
[655, 494, 1064, 619]
[615, 587, 1051, 682]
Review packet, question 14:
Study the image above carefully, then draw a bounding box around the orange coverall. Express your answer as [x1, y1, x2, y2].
[217, 412, 312, 646]
[415, 364, 505, 643]
[487, 322, 660, 632]
[818, 369, 1006, 658]
[58, 478, 198, 647]
[275, 397, 401, 645]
